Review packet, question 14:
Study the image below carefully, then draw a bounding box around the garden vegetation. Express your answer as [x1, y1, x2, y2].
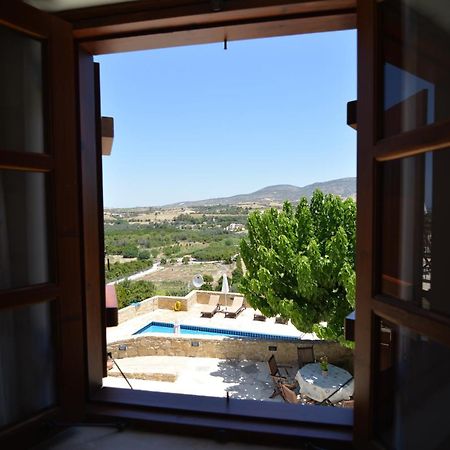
[240, 191, 355, 343]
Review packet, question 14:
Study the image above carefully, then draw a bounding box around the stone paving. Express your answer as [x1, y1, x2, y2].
[104, 355, 291, 402]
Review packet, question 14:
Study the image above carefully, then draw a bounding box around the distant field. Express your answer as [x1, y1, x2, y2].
[143, 262, 233, 284]
[130, 209, 194, 223]
[108, 255, 137, 264]
[105, 207, 197, 224]
[105, 204, 264, 225]
[104, 204, 245, 288]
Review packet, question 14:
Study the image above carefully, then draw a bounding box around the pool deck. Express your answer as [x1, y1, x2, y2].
[105, 304, 319, 402]
[107, 304, 317, 344]
[104, 355, 288, 402]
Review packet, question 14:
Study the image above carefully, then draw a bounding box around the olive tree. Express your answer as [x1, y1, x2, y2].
[239, 190, 355, 342]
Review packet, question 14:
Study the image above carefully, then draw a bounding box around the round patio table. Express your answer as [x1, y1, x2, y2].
[295, 363, 354, 403]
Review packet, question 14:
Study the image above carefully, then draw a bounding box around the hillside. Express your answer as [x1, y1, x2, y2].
[164, 177, 356, 208]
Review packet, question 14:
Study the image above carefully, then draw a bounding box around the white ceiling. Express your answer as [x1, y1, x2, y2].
[25, 0, 138, 12]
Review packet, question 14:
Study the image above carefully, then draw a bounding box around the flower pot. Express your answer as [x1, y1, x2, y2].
[322, 370, 328, 376]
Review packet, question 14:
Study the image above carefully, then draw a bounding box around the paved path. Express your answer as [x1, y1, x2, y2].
[107, 262, 161, 285]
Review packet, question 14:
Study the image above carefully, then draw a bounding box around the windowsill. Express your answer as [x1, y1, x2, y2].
[88, 387, 353, 444]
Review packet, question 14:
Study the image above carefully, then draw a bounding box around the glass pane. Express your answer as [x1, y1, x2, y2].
[0, 170, 51, 290]
[379, 147, 450, 317]
[0, 302, 56, 429]
[374, 318, 450, 450]
[0, 24, 44, 153]
[380, 0, 450, 138]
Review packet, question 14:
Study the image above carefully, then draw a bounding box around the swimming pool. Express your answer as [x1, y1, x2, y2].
[133, 321, 300, 342]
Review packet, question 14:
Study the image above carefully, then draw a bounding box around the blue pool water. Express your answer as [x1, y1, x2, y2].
[133, 321, 300, 342]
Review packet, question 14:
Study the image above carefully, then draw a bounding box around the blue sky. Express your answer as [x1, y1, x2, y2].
[97, 30, 356, 208]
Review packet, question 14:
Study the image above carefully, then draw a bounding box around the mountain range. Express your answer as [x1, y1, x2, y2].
[164, 177, 356, 208]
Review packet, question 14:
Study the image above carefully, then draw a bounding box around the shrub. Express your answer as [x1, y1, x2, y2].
[202, 274, 213, 283]
[137, 250, 151, 260]
[105, 259, 152, 282]
[122, 246, 138, 258]
[155, 281, 189, 297]
[115, 279, 156, 309]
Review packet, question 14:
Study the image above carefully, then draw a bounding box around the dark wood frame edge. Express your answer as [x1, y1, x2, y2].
[87, 401, 353, 446]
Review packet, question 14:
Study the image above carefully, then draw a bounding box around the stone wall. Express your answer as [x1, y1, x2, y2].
[156, 295, 188, 311]
[117, 290, 246, 324]
[117, 296, 158, 323]
[194, 290, 246, 307]
[108, 335, 353, 372]
[108, 371, 177, 382]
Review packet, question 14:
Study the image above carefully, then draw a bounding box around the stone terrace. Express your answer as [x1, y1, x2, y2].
[105, 290, 354, 401]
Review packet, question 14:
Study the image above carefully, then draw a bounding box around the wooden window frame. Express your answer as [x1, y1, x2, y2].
[0, 3, 86, 446]
[355, 1, 450, 448]
[69, 0, 358, 446]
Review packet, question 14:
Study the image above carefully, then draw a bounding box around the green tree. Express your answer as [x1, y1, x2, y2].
[202, 274, 213, 283]
[231, 255, 244, 292]
[115, 279, 156, 309]
[200, 283, 213, 291]
[122, 245, 138, 258]
[155, 281, 190, 297]
[239, 190, 356, 343]
[105, 259, 152, 282]
[182, 256, 190, 264]
[137, 250, 151, 260]
[160, 257, 167, 265]
[164, 245, 181, 257]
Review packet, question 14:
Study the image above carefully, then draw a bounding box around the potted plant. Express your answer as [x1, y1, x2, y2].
[320, 355, 329, 376]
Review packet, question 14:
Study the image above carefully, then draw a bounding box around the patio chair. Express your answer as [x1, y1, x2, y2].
[279, 383, 301, 404]
[297, 345, 315, 368]
[200, 294, 221, 318]
[253, 309, 266, 321]
[280, 384, 321, 405]
[268, 355, 297, 398]
[224, 296, 245, 318]
[275, 315, 288, 324]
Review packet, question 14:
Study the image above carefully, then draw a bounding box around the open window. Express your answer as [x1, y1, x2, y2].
[4, 1, 358, 446]
[0, 3, 85, 446]
[73, 1, 358, 445]
[9, 0, 450, 448]
[355, 1, 450, 448]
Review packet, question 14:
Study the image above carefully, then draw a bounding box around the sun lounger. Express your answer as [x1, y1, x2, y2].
[275, 315, 288, 324]
[200, 294, 221, 317]
[253, 309, 266, 321]
[224, 296, 245, 318]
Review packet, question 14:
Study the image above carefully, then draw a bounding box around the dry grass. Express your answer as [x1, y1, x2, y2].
[108, 255, 137, 264]
[143, 262, 233, 283]
[132, 208, 196, 223]
[105, 202, 280, 226]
